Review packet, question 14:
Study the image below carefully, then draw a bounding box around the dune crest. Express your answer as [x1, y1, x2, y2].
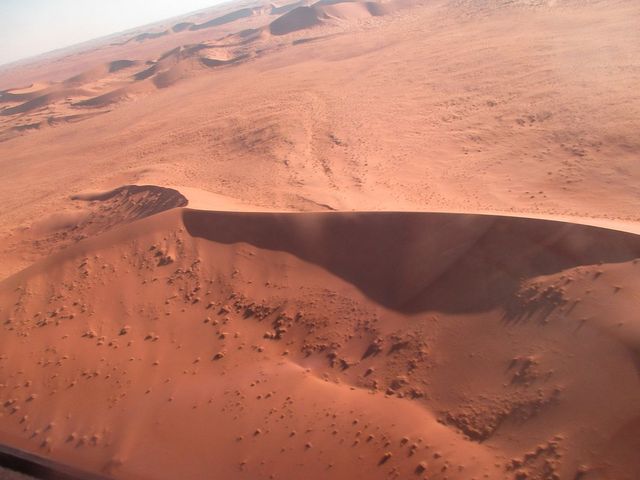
[183, 210, 640, 313]
[5, 185, 188, 273]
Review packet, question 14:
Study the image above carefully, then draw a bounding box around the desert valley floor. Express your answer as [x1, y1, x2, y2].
[0, 0, 639, 479]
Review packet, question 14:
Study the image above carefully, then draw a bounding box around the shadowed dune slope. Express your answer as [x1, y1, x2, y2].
[269, 0, 390, 35]
[200, 53, 249, 68]
[0, 88, 51, 104]
[269, 6, 323, 35]
[183, 210, 640, 313]
[1, 208, 639, 480]
[127, 31, 169, 44]
[189, 7, 264, 31]
[172, 22, 194, 32]
[270, 0, 308, 15]
[1, 90, 88, 116]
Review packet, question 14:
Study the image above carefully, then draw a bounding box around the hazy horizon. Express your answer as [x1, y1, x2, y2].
[0, 0, 224, 66]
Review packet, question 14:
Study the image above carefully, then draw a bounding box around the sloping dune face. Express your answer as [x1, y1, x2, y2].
[268, 0, 389, 35]
[6, 185, 188, 278]
[182, 211, 640, 313]
[63, 61, 140, 87]
[189, 7, 264, 31]
[1, 209, 639, 479]
[0, 85, 52, 103]
[69, 185, 189, 224]
[269, 6, 324, 35]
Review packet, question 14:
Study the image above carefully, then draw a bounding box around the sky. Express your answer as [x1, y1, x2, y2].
[0, 0, 224, 66]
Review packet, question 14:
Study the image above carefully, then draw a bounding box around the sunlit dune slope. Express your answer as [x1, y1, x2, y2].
[1, 208, 639, 479]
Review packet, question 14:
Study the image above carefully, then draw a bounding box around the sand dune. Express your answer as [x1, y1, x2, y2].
[1, 95, 55, 116]
[200, 52, 249, 68]
[131, 64, 159, 82]
[122, 6, 269, 50]
[157, 46, 190, 63]
[223, 27, 270, 45]
[129, 42, 253, 87]
[0, 85, 52, 103]
[188, 7, 267, 31]
[151, 62, 201, 89]
[320, 1, 391, 19]
[11, 122, 41, 132]
[269, 6, 323, 35]
[0, 89, 90, 116]
[1, 83, 49, 95]
[270, 0, 309, 15]
[269, 0, 389, 35]
[0, 0, 639, 478]
[0, 113, 108, 143]
[151, 66, 186, 89]
[0, 0, 390, 132]
[67, 58, 177, 107]
[6, 185, 188, 272]
[72, 87, 136, 108]
[172, 22, 194, 33]
[126, 30, 170, 44]
[0, 60, 141, 124]
[0, 207, 639, 479]
[70, 184, 188, 216]
[183, 210, 640, 312]
[158, 44, 212, 64]
[133, 44, 241, 88]
[62, 60, 139, 87]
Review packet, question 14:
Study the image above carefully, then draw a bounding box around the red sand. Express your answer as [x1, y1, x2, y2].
[0, 0, 639, 479]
